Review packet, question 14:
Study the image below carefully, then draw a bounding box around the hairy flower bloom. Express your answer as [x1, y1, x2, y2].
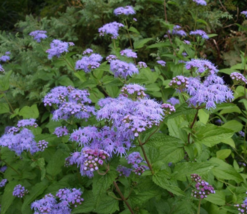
[83, 48, 93, 55]
[17, 119, 38, 128]
[37, 140, 48, 151]
[161, 103, 176, 115]
[106, 55, 117, 62]
[117, 165, 132, 177]
[133, 18, 137, 21]
[184, 40, 191, 45]
[126, 152, 148, 175]
[241, 11, 247, 17]
[138, 61, 147, 68]
[75, 54, 103, 73]
[56, 188, 84, 207]
[13, 184, 28, 198]
[230, 72, 247, 85]
[168, 25, 187, 36]
[169, 75, 189, 92]
[0, 166, 7, 172]
[110, 59, 138, 78]
[0, 55, 10, 62]
[157, 60, 166, 67]
[191, 174, 215, 199]
[98, 22, 124, 39]
[29, 30, 47, 42]
[46, 39, 69, 59]
[0, 64, 4, 73]
[193, 0, 207, 5]
[190, 30, 209, 39]
[167, 97, 180, 105]
[185, 59, 218, 74]
[54, 126, 69, 137]
[121, 84, 146, 99]
[239, 131, 245, 137]
[0, 179, 7, 187]
[7, 127, 20, 134]
[114, 6, 135, 16]
[120, 49, 137, 58]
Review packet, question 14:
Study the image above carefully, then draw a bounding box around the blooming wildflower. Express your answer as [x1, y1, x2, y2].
[56, 188, 84, 207]
[185, 59, 218, 74]
[169, 75, 189, 92]
[117, 166, 132, 177]
[75, 53, 103, 73]
[193, 0, 207, 5]
[114, 6, 135, 16]
[17, 119, 38, 128]
[126, 152, 148, 175]
[70, 126, 98, 146]
[0, 166, 7, 173]
[190, 30, 209, 39]
[138, 61, 147, 68]
[110, 59, 138, 79]
[239, 162, 246, 167]
[182, 52, 188, 57]
[0, 55, 10, 62]
[5, 52, 10, 55]
[167, 97, 180, 105]
[54, 126, 69, 137]
[0, 179, 7, 187]
[0, 65, 4, 73]
[43, 86, 69, 106]
[120, 49, 137, 58]
[239, 131, 245, 137]
[13, 184, 28, 198]
[241, 11, 247, 17]
[133, 18, 137, 21]
[161, 103, 176, 115]
[82, 48, 93, 55]
[168, 25, 187, 37]
[37, 140, 48, 152]
[230, 72, 247, 85]
[98, 22, 124, 39]
[191, 174, 215, 199]
[157, 60, 166, 67]
[106, 55, 117, 62]
[46, 39, 69, 59]
[184, 40, 191, 45]
[29, 30, 47, 42]
[215, 119, 223, 125]
[6, 127, 19, 134]
[121, 84, 146, 99]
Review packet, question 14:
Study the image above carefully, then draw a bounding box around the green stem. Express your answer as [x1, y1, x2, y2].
[187, 108, 199, 144]
[1, 159, 21, 176]
[142, 125, 160, 145]
[197, 199, 201, 214]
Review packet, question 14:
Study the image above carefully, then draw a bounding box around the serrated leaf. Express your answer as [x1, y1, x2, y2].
[134, 38, 153, 49]
[94, 195, 119, 214]
[19, 104, 39, 119]
[0, 102, 9, 114]
[72, 191, 95, 213]
[0, 70, 12, 91]
[205, 190, 226, 205]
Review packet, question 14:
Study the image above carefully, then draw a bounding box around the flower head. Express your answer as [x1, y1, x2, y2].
[0, 55, 10, 62]
[161, 103, 176, 115]
[241, 11, 247, 17]
[17, 119, 38, 128]
[121, 84, 146, 99]
[106, 55, 118, 62]
[230, 72, 247, 85]
[98, 22, 124, 39]
[0, 64, 4, 73]
[83, 48, 93, 55]
[157, 60, 166, 67]
[46, 39, 69, 59]
[185, 59, 218, 74]
[138, 61, 147, 68]
[54, 126, 69, 137]
[13, 184, 28, 198]
[75, 53, 103, 73]
[168, 25, 187, 37]
[29, 30, 47, 42]
[110, 60, 138, 79]
[37, 140, 48, 151]
[169, 75, 189, 92]
[190, 30, 209, 39]
[0, 179, 7, 187]
[114, 6, 135, 16]
[167, 97, 180, 105]
[120, 49, 137, 58]
[117, 166, 132, 177]
[193, 0, 207, 5]
[126, 152, 148, 175]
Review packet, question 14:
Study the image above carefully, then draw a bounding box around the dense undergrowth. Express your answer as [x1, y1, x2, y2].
[0, 0, 247, 213]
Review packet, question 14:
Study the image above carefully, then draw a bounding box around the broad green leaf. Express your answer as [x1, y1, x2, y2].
[166, 103, 197, 119]
[145, 83, 160, 92]
[222, 120, 243, 132]
[220, 105, 241, 114]
[0, 70, 12, 91]
[221, 138, 235, 148]
[134, 38, 153, 49]
[89, 87, 105, 103]
[172, 162, 215, 181]
[196, 19, 208, 25]
[140, 67, 159, 83]
[198, 109, 209, 124]
[205, 190, 226, 205]
[94, 195, 119, 214]
[72, 191, 95, 213]
[19, 104, 39, 119]
[216, 149, 232, 160]
[73, 71, 86, 82]
[234, 86, 245, 100]
[105, 85, 120, 97]
[128, 26, 140, 34]
[1, 180, 19, 214]
[0, 102, 9, 114]
[58, 75, 74, 86]
[209, 158, 243, 183]
[147, 42, 170, 49]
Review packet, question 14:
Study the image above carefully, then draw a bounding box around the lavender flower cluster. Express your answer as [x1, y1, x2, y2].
[54, 126, 69, 137]
[167, 97, 180, 106]
[29, 30, 47, 42]
[0, 51, 10, 73]
[193, 0, 207, 6]
[114, 6, 135, 16]
[138, 61, 147, 68]
[121, 84, 146, 99]
[190, 30, 209, 39]
[157, 60, 166, 67]
[234, 193, 247, 213]
[46, 39, 73, 59]
[83, 48, 93, 55]
[120, 49, 137, 58]
[185, 59, 218, 74]
[0, 179, 7, 187]
[106, 55, 118, 62]
[191, 174, 215, 199]
[230, 72, 247, 85]
[31, 188, 83, 214]
[169, 75, 189, 92]
[13, 184, 28, 198]
[241, 11, 247, 17]
[110, 59, 138, 78]
[75, 53, 103, 73]
[168, 25, 187, 37]
[98, 22, 124, 39]
[161, 103, 176, 115]
[126, 152, 148, 175]
[117, 165, 132, 177]
[17, 118, 38, 128]
[43, 86, 94, 121]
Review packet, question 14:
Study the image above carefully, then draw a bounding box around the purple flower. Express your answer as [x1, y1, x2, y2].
[5, 126, 19, 134]
[5, 52, 10, 55]
[169, 75, 189, 92]
[190, 30, 209, 39]
[230, 72, 247, 85]
[110, 59, 139, 79]
[133, 18, 137, 22]
[239, 131, 245, 137]
[167, 97, 180, 105]
[157, 60, 166, 67]
[168, 25, 187, 37]
[46, 39, 69, 59]
[17, 119, 38, 128]
[75, 53, 103, 73]
[126, 152, 148, 175]
[29, 30, 47, 42]
[215, 119, 223, 125]
[70, 126, 98, 146]
[106, 55, 117, 62]
[54, 126, 69, 137]
[114, 6, 135, 16]
[193, 0, 207, 5]
[83, 48, 93, 55]
[120, 49, 137, 58]
[138, 61, 147, 68]
[241, 11, 247, 17]
[98, 22, 124, 39]
[117, 166, 132, 177]
[184, 40, 191, 45]
[13, 184, 28, 198]
[0, 64, 4, 73]
[0, 166, 7, 172]
[161, 103, 176, 115]
[121, 84, 146, 99]
[43, 86, 69, 106]
[182, 52, 188, 57]
[0, 55, 10, 62]
[37, 140, 48, 151]
[185, 59, 218, 74]
[56, 188, 84, 207]
[0, 179, 7, 187]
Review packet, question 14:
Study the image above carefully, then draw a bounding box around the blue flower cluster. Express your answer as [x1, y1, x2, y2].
[168, 25, 187, 37]
[114, 6, 135, 16]
[13, 184, 28, 198]
[75, 53, 103, 73]
[98, 22, 124, 39]
[185, 59, 218, 74]
[29, 30, 47, 42]
[46, 39, 73, 59]
[193, 0, 207, 6]
[110, 59, 138, 78]
[190, 30, 209, 39]
[126, 152, 148, 175]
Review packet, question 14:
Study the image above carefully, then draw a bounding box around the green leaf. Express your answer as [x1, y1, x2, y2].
[72, 191, 95, 213]
[173, 162, 215, 181]
[209, 158, 243, 183]
[0, 70, 12, 91]
[196, 19, 208, 26]
[105, 85, 120, 97]
[58, 75, 74, 86]
[94, 195, 119, 214]
[145, 83, 160, 92]
[73, 71, 86, 83]
[1, 180, 19, 214]
[147, 42, 170, 49]
[0, 102, 10, 114]
[216, 149, 232, 160]
[37, 158, 46, 180]
[128, 26, 140, 34]
[46, 149, 69, 176]
[221, 138, 235, 148]
[152, 170, 184, 196]
[205, 190, 226, 205]
[195, 124, 235, 147]
[134, 38, 153, 49]
[198, 109, 209, 124]
[19, 104, 39, 119]
[222, 120, 243, 132]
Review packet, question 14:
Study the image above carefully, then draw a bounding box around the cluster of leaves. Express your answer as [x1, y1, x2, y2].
[1, 0, 247, 214]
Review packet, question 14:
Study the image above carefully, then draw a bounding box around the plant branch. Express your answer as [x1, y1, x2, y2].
[142, 125, 160, 145]
[197, 199, 201, 214]
[187, 108, 199, 144]
[1, 159, 21, 176]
